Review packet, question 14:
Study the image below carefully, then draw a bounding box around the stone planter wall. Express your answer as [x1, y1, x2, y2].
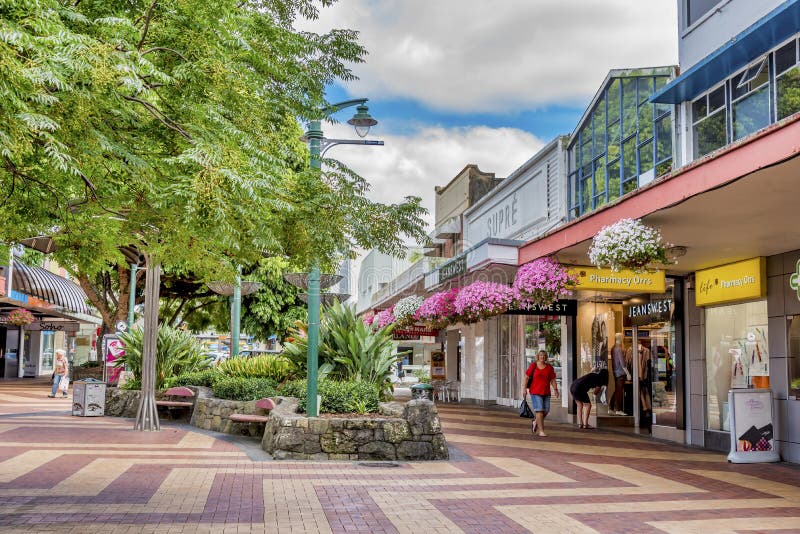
[104, 387, 141, 418]
[262, 398, 449, 461]
[190, 387, 265, 437]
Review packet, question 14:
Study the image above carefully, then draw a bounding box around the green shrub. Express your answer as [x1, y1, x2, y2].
[283, 301, 403, 399]
[212, 376, 278, 401]
[216, 354, 295, 381]
[121, 378, 141, 390]
[168, 369, 219, 388]
[114, 325, 210, 389]
[278, 379, 380, 414]
[79, 360, 102, 368]
[412, 367, 431, 384]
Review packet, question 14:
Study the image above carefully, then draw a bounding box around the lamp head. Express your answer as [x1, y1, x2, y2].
[347, 104, 377, 138]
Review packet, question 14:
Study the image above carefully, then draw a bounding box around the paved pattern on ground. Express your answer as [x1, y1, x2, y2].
[0, 380, 798, 533]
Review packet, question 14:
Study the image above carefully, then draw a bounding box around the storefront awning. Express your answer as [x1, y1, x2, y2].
[11, 259, 90, 315]
[651, 0, 800, 104]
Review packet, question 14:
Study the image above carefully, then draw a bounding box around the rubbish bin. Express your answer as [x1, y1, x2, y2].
[410, 383, 434, 401]
[72, 378, 106, 416]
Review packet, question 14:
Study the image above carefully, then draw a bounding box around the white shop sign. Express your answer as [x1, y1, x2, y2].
[466, 173, 546, 244]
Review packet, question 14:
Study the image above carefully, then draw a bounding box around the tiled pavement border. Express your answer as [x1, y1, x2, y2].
[0, 381, 798, 533]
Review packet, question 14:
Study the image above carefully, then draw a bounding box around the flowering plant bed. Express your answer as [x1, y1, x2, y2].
[513, 257, 577, 307]
[6, 308, 35, 326]
[416, 288, 459, 329]
[393, 296, 423, 327]
[453, 281, 518, 323]
[373, 307, 396, 329]
[588, 218, 671, 272]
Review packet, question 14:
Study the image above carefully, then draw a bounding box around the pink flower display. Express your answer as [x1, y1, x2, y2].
[374, 307, 396, 329]
[453, 281, 518, 323]
[513, 257, 577, 307]
[6, 308, 35, 326]
[361, 315, 374, 327]
[416, 288, 460, 329]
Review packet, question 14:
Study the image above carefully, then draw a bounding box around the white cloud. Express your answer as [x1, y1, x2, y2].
[301, 0, 678, 112]
[323, 122, 544, 231]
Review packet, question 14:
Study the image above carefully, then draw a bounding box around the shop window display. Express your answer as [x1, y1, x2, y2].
[788, 316, 800, 398]
[705, 300, 769, 432]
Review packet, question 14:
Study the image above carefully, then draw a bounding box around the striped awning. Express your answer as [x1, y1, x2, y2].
[11, 260, 89, 314]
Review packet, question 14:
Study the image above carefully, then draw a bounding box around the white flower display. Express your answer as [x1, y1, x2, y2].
[588, 218, 671, 272]
[393, 295, 424, 327]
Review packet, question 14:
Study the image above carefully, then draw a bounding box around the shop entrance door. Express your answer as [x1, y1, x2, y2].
[496, 315, 521, 406]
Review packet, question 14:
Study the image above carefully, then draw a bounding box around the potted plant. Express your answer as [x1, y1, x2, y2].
[588, 218, 671, 272]
[393, 295, 424, 328]
[373, 307, 396, 329]
[513, 257, 577, 307]
[453, 281, 518, 324]
[7, 308, 35, 326]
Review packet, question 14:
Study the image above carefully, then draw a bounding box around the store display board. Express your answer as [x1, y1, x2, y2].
[430, 351, 446, 380]
[727, 389, 780, 463]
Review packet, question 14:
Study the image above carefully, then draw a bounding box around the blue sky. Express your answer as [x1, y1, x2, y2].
[301, 1, 679, 232]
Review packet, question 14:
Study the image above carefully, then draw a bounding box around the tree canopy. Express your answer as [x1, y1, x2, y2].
[0, 0, 426, 328]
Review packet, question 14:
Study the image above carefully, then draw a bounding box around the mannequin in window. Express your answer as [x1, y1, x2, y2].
[638, 342, 652, 431]
[610, 333, 627, 415]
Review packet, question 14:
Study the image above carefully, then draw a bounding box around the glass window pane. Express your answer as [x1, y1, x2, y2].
[638, 77, 652, 105]
[777, 66, 800, 120]
[656, 115, 672, 162]
[607, 79, 620, 123]
[623, 177, 638, 194]
[622, 78, 637, 138]
[656, 159, 672, 177]
[638, 103, 654, 141]
[687, 0, 721, 26]
[569, 171, 579, 208]
[692, 96, 708, 121]
[607, 120, 620, 160]
[580, 177, 591, 213]
[733, 85, 770, 140]
[593, 100, 606, 157]
[655, 77, 671, 116]
[594, 155, 606, 195]
[638, 139, 654, 174]
[709, 85, 725, 112]
[607, 158, 620, 201]
[622, 136, 637, 179]
[775, 40, 797, 76]
[580, 136, 592, 165]
[705, 300, 768, 431]
[693, 110, 727, 158]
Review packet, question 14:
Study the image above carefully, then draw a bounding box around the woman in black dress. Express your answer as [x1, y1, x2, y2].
[570, 368, 609, 429]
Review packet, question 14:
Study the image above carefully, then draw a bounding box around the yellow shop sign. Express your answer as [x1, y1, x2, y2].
[695, 257, 766, 306]
[566, 266, 666, 293]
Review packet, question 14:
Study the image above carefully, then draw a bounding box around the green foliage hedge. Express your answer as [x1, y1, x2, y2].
[216, 354, 294, 381]
[168, 369, 218, 388]
[279, 379, 380, 414]
[213, 376, 278, 401]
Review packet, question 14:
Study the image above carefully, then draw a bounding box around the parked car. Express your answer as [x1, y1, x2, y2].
[239, 349, 281, 358]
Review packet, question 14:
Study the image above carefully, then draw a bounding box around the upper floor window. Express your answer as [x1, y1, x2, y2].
[691, 35, 800, 160]
[686, 0, 723, 28]
[568, 71, 673, 219]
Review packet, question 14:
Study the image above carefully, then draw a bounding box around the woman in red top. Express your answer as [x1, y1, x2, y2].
[523, 350, 559, 437]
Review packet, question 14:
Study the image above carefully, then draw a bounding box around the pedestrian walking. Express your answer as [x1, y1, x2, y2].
[49, 349, 69, 398]
[570, 368, 609, 429]
[523, 350, 559, 437]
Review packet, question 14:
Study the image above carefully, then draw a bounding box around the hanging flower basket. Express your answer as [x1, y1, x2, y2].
[513, 257, 577, 307]
[393, 296, 424, 328]
[7, 308, 35, 326]
[373, 307, 396, 329]
[416, 288, 460, 329]
[588, 218, 671, 272]
[453, 281, 518, 324]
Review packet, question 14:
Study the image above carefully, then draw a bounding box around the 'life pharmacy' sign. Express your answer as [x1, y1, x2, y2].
[695, 257, 766, 307]
[566, 266, 666, 293]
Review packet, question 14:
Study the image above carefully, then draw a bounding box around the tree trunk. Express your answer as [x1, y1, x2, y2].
[134, 255, 161, 431]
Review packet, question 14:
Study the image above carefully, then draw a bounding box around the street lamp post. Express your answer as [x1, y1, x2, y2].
[301, 98, 380, 417]
[208, 272, 262, 358]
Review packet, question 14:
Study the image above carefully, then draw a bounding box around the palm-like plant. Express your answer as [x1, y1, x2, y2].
[115, 325, 211, 390]
[283, 301, 404, 399]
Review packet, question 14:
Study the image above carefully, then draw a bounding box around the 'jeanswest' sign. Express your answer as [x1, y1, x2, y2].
[566, 266, 666, 293]
[695, 257, 766, 307]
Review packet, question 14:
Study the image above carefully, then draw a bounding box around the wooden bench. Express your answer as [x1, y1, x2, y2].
[229, 398, 275, 425]
[156, 386, 195, 418]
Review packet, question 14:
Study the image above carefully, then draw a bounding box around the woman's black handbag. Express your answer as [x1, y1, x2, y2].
[519, 395, 534, 418]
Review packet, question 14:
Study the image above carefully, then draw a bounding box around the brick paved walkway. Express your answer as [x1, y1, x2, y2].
[0, 380, 798, 533]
